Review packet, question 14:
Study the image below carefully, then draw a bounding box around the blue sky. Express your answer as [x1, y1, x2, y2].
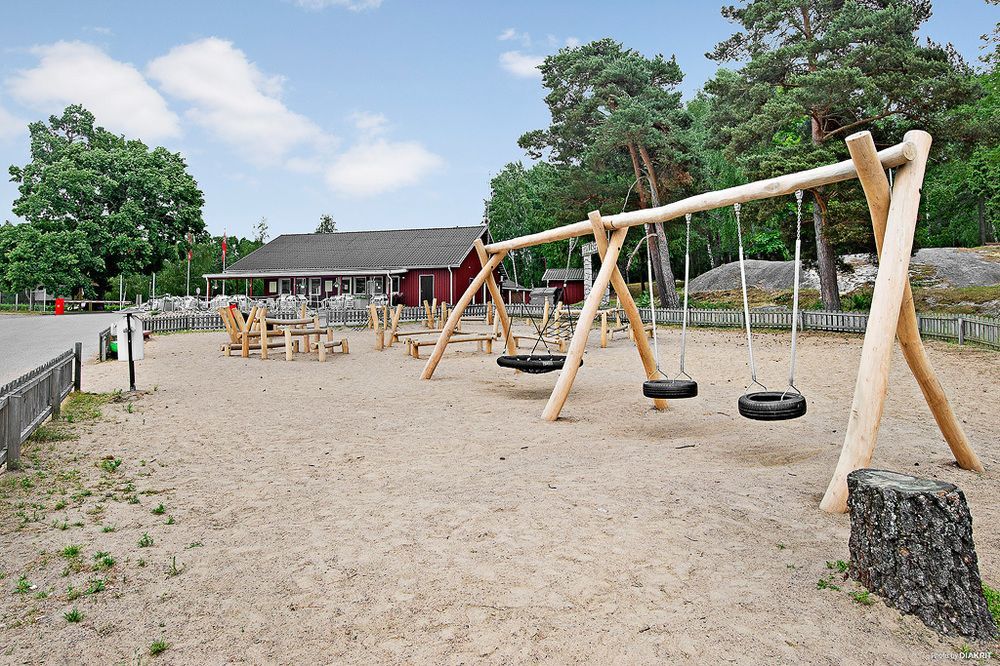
[0, 0, 995, 239]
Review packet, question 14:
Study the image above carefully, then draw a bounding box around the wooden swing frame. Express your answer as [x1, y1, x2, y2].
[420, 130, 983, 513]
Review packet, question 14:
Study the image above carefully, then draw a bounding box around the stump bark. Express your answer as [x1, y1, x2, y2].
[847, 469, 998, 641]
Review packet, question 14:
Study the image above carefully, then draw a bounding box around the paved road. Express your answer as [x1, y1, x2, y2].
[0, 313, 123, 385]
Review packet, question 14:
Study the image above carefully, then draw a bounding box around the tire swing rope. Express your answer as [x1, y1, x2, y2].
[733, 196, 807, 421]
[641, 213, 698, 401]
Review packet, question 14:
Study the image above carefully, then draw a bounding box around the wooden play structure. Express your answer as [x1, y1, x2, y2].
[419, 130, 984, 513]
[219, 303, 348, 361]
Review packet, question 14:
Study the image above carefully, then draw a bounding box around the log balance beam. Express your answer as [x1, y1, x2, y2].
[419, 131, 981, 513]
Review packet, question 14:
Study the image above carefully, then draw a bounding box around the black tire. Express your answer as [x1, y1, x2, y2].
[496, 354, 581, 374]
[738, 391, 807, 421]
[642, 379, 698, 399]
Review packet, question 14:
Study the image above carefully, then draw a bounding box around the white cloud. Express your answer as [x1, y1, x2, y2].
[0, 100, 24, 141]
[565, 37, 581, 48]
[499, 51, 544, 78]
[147, 38, 333, 165]
[325, 137, 442, 197]
[7, 41, 180, 140]
[291, 0, 382, 10]
[350, 111, 388, 136]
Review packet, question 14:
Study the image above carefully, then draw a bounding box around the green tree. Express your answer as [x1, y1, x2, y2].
[706, 0, 978, 309]
[315, 214, 337, 233]
[0, 222, 101, 296]
[7, 105, 204, 297]
[253, 217, 270, 243]
[519, 39, 692, 306]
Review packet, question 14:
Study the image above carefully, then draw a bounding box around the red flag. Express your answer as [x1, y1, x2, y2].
[221, 233, 227, 260]
[186, 233, 193, 261]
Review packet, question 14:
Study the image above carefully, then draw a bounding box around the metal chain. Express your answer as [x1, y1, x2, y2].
[733, 202, 763, 390]
[678, 213, 692, 377]
[787, 190, 804, 394]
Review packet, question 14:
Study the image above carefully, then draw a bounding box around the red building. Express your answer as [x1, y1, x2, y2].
[542, 268, 585, 304]
[205, 225, 501, 307]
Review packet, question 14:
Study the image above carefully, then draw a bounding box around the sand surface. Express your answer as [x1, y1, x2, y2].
[1, 322, 998, 664]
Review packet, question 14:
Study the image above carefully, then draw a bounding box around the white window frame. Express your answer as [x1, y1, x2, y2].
[310, 277, 322, 296]
[324, 279, 334, 293]
[268, 280, 278, 294]
[279, 278, 291, 295]
[391, 276, 401, 293]
[354, 277, 368, 295]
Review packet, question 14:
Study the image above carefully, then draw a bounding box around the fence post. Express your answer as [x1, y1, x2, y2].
[49, 366, 61, 420]
[6, 392, 22, 470]
[957, 317, 965, 346]
[73, 342, 82, 392]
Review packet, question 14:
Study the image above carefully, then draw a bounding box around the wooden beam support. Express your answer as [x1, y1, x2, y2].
[587, 212, 667, 411]
[473, 239, 515, 356]
[542, 225, 629, 421]
[421, 250, 507, 379]
[820, 130, 933, 513]
[844, 130, 983, 473]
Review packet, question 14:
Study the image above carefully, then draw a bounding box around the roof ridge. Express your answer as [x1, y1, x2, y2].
[272, 224, 486, 239]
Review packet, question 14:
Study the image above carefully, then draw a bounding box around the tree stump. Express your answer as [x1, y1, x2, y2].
[847, 469, 998, 641]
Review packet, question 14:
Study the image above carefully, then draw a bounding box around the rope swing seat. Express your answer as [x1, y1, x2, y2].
[496, 240, 581, 376]
[732, 193, 808, 421]
[640, 212, 699, 400]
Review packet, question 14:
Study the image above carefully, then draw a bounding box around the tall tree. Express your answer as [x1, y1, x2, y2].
[519, 39, 692, 307]
[315, 214, 337, 233]
[706, 0, 977, 309]
[7, 105, 205, 297]
[253, 217, 270, 243]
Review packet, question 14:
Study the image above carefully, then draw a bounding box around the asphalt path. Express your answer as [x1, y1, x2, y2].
[0, 312, 123, 385]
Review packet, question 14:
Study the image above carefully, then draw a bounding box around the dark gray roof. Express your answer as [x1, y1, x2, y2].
[542, 268, 585, 282]
[225, 225, 487, 274]
[501, 279, 529, 291]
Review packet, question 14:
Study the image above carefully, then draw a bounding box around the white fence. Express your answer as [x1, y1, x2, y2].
[1, 345, 80, 470]
[125, 305, 1000, 351]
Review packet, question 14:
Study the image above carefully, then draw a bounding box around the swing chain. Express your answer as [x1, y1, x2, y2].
[733, 201, 764, 392]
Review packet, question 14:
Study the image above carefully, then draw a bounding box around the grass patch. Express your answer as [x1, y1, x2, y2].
[92, 551, 115, 570]
[63, 607, 83, 623]
[62, 392, 112, 423]
[15, 575, 32, 594]
[984, 583, 1000, 627]
[149, 639, 170, 656]
[28, 424, 77, 443]
[826, 560, 849, 574]
[98, 457, 122, 474]
[59, 545, 82, 559]
[850, 590, 875, 606]
[816, 577, 841, 591]
[151, 503, 165, 516]
[138, 533, 154, 548]
[85, 578, 105, 595]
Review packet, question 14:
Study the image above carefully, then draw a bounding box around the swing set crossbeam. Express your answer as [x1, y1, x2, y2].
[420, 131, 983, 514]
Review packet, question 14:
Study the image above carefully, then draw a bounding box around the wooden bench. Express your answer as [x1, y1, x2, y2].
[408, 335, 494, 359]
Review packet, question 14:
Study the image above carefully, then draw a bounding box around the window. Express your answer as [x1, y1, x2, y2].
[310, 278, 321, 296]
[371, 276, 384, 294]
[295, 278, 307, 294]
[324, 279, 334, 293]
[391, 276, 401, 293]
[279, 278, 291, 295]
[268, 280, 278, 294]
[354, 277, 367, 295]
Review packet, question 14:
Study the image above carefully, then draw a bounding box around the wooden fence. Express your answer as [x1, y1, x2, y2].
[1, 344, 81, 470]
[123, 305, 999, 351]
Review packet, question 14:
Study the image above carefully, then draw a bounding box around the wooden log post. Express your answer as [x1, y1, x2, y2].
[6, 392, 22, 470]
[845, 131, 982, 474]
[821, 130, 933, 513]
[542, 226, 629, 421]
[49, 365, 61, 420]
[387, 304, 403, 347]
[587, 212, 667, 411]
[847, 469, 998, 641]
[486, 301, 494, 326]
[285, 329, 293, 361]
[259, 306, 269, 360]
[601, 311, 608, 348]
[73, 342, 82, 392]
[421, 249, 507, 380]
[472, 239, 515, 356]
[430, 298, 437, 328]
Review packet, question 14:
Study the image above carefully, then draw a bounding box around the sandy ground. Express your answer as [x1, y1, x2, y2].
[1, 321, 998, 665]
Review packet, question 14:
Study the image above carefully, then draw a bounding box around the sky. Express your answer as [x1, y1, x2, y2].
[0, 0, 995, 239]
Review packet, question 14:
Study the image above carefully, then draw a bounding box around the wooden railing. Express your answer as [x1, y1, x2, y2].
[1, 344, 81, 470]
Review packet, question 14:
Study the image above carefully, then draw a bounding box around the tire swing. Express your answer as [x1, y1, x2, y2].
[733, 193, 808, 421]
[641, 214, 699, 400]
[496, 245, 580, 375]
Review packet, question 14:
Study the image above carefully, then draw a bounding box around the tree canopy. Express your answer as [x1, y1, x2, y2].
[5, 105, 204, 297]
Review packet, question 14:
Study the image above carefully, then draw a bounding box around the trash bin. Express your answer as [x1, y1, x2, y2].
[116, 316, 144, 361]
[55, 297, 65, 315]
